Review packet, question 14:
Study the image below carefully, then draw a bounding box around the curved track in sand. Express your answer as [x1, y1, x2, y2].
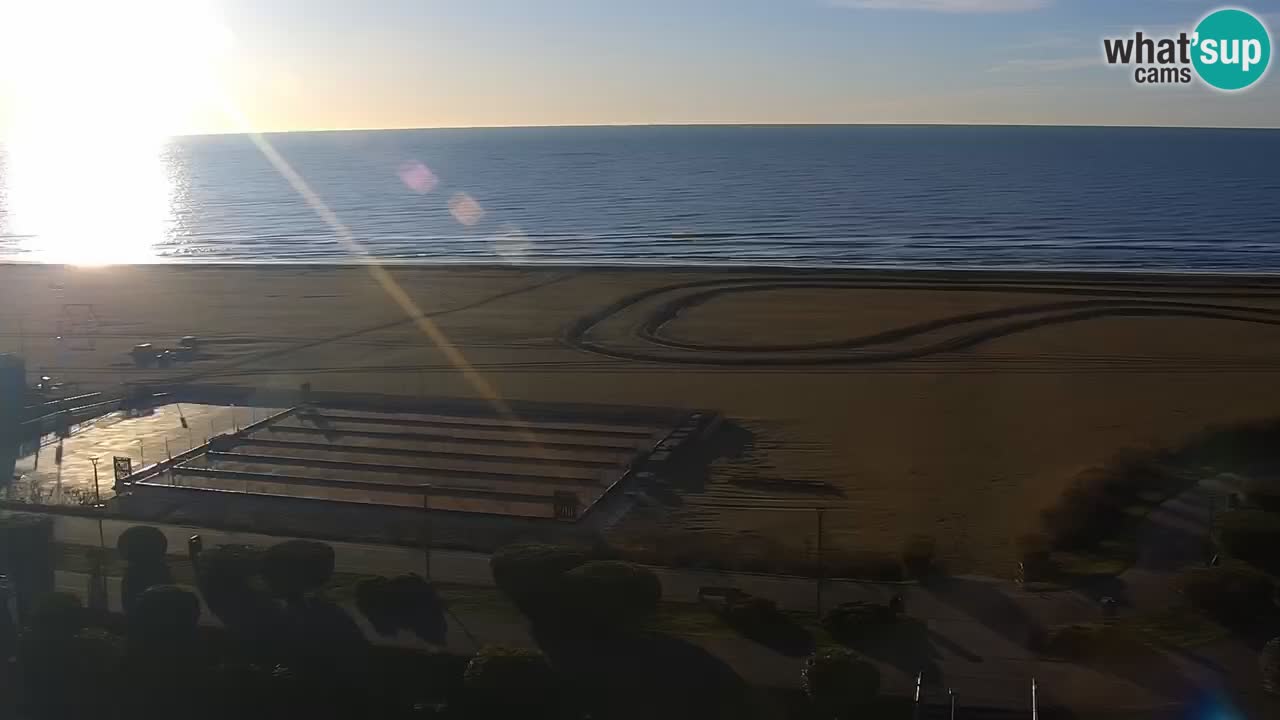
[566, 278, 1280, 367]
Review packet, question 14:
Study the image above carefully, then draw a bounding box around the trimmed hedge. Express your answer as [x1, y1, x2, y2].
[463, 646, 560, 717]
[722, 594, 783, 630]
[196, 544, 265, 588]
[26, 591, 84, 639]
[118, 525, 174, 615]
[263, 540, 336, 601]
[117, 525, 168, 564]
[464, 645, 556, 691]
[194, 544, 284, 640]
[801, 647, 880, 716]
[18, 626, 125, 718]
[561, 560, 661, 628]
[355, 574, 446, 643]
[0, 513, 55, 617]
[130, 585, 201, 647]
[490, 543, 588, 610]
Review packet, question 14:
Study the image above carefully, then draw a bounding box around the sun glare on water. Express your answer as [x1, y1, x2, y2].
[0, 1, 230, 265]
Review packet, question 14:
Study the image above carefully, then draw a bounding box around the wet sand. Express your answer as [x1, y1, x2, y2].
[6, 263, 1280, 573]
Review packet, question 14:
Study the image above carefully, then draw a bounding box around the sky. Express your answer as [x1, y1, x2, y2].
[0, 0, 1278, 136]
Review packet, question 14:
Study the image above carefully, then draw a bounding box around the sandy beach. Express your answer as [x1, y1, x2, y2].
[6, 263, 1280, 574]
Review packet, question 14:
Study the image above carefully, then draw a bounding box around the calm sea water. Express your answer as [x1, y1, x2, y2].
[1, 125, 1278, 271]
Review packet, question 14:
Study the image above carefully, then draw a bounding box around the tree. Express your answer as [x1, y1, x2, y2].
[262, 540, 335, 606]
[117, 525, 173, 616]
[802, 647, 880, 718]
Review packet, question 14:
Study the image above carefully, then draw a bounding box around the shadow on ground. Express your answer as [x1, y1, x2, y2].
[726, 613, 815, 658]
[532, 622, 748, 720]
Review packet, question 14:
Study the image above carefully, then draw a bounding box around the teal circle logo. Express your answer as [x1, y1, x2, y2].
[1193, 8, 1271, 90]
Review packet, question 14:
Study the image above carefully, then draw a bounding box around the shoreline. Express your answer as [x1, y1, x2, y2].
[9, 261, 1280, 284]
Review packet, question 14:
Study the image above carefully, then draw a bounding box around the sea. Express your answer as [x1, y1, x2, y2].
[1, 124, 1278, 272]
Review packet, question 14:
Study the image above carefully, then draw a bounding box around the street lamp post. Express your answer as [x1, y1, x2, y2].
[89, 457, 102, 506]
[814, 507, 825, 618]
[421, 485, 433, 580]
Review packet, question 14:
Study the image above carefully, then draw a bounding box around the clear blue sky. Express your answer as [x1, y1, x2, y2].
[2, 0, 1279, 134]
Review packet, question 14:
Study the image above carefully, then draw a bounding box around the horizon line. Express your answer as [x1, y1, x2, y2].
[163, 120, 1280, 138]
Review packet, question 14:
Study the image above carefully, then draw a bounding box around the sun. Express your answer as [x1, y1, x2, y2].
[0, 1, 232, 264]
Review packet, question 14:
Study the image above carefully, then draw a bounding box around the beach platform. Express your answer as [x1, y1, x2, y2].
[118, 402, 707, 523]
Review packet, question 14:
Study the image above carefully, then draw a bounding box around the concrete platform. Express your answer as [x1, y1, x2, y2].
[128, 404, 691, 522]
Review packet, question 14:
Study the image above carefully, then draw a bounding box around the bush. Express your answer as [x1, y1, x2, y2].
[195, 544, 284, 643]
[263, 540, 336, 602]
[356, 577, 396, 634]
[490, 544, 588, 610]
[1016, 534, 1055, 582]
[801, 647, 880, 717]
[1263, 638, 1280, 695]
[0, 513, 54, 617]
[463, 646, 560, 718]
[25, 591, 84, 639]
[1177, 566, 1277, 623]
[723, 594, 783, 630]
[1217, 510, 1280, 574]
[19, 627, 125, 718]
[1039, 453, 1172, 551]
[1041, 624, 1106, 661]
[118, 525, 174, 615]
[1244, 477, 1280, 512]
[129, 585, 201, 648]
[822, 600, 900, 643]
[1039, 623, 1154, 663]
[117, 525, 168, 563]
[561, 560, 661, 628]
[355, 574, 446, 643]
[902, 535, 938, 577]
[197, 544, 265, 588]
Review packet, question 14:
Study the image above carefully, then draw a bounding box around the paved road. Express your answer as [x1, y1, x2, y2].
[1118, 474, 1233, 611]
